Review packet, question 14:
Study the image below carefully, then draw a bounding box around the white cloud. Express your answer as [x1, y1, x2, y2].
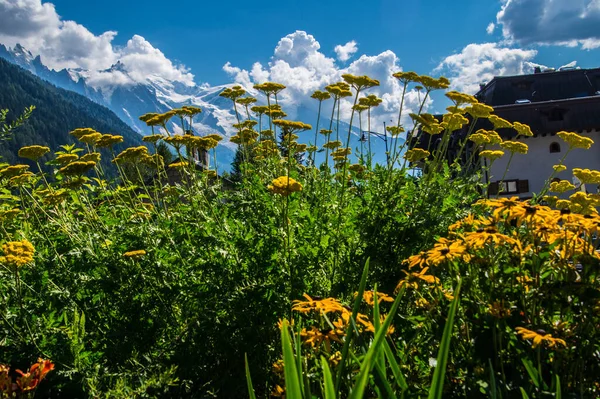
[486, 22, 495, 35]
[334, 40, 358, 62]
[223, 31, 431, 130]
[435, 42, 539, 93]
[0, 0, 195, 88]
[497, 0, 600, 49]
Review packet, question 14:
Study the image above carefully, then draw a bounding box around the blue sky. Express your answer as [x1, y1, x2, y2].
[0, 0, 599, 132]
[35, 0, 599, 86]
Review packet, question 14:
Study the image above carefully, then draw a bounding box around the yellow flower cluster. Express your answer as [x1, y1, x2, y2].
[553, 164, 567, 172]
[268, 176, 303, 196]
[0, 164, 30, 178]
[18, 145, 50, 161]
[59, 161, 96, 176]
[96, 134, 124, 148]
[500, 141, 528, 154]
[572, 168, 600, 184]
[557, 131, 594, 149]
[113, 146, 149, 164]
[404, 148, 430, 162]
[549, 180, 575, 193]
[479, 150, 504, 161]
[1, 240, 35, 267]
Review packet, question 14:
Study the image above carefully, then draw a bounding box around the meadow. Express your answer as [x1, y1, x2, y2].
[1, 72, 599, 398]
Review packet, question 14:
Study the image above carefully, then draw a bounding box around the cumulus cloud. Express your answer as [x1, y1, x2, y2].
[497, 0, 600, 49]
[334, 40, 358, 62]
[435, 42, 539, 93]
[486, 22, 495, 35]
[0, 0, 195, 88]
[223, 31, 431, 131]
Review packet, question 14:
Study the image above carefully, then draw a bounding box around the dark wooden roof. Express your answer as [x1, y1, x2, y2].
[477, 67, 600, 106]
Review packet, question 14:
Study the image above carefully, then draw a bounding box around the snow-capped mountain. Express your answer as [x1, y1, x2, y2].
[0, 44, 393, 171]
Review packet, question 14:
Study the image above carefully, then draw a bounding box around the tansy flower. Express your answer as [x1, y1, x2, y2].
[550, 180, 575, 193]
[553, 164, 567, 172]
[55, 153, 78, 165]
[18, 145, 50, 161]
[489, 115, 512, 129]
[500, 141, 528, 154]
[79, 132, 102, 145]
[113, 146, 149, 164]
[123, 250, 146, 259]
[479, 150, 504, 161]
[404, 148, 430, 162]
[142, 134, 164, 144]
[572, 168, 600, 184]
[9, 172, 35, 186]
[69, 128, 97, 139]
[1, 239, 35, 267]
[513, 121, 533, 137]
[445, 91, 478, 106]
[96, 134, 124, 148]
[59, 161, 96, 176]
[557, 131, 594, 149]
[469, 133, 491, 145]
[515, 327, 566, 349]
[0, 164, 30, 178]
[80, 152, 101, 163]
[268, 176, 303, 196]
[465, 103, 494, 118]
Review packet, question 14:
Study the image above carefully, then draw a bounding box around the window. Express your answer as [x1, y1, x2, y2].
[550, 142, 561, 153]
[488, 179, 529, 195]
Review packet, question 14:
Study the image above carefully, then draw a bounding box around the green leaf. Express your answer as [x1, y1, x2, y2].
[521, 358, 539, 388]
[281, 320, 303, 398]
[383, 340, 408, 391]
[555, 375, 561, 399]
[349, 284, 405, 399]
[321, 357, 336, 399]
[245, 354, 257, 399]
[335, 258, 370, 393]
[428, 279, 462, 399]
[519, 387, 530, 399]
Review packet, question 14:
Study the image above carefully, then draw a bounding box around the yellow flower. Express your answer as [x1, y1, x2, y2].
[500, 141, 528, 154]
[59, 161, 96, 176]
[9, 172, 35, 186]
[311, 90, 331, 101]
[469, 133, 491, 145]
[552, 164, 567, 172]
[80, 152, 101, 163]
[96, 134, 124, 148]
[142, 134, 164, 144]
[357, 290, 394, 306]
[69, 128, 97, 139]
[445, 91, 478, 106]
[512, 121, 533, 137]
[426, 238, 469, 266]
[464, 226, 516, 249]
[404, 148, 430, 162]
[79, 132, 102, 145]
[489, 115, 512, 129]
[168, 161, 189, 169]
[557, 131, 594, 149]
[465, 103, 494, 118]
[18, 145, 50, 161]
[515, 327, 566, 349]
[404, 251, 428, 269]
[292, 294, 345, 315]
[123, 250, 146, 259]
[113, 146, 149, 164]
[268, 176, 303, 196]
[572, 168, 600, 184]
[0, 164, 30, 178]
[479, 150, 504, 161]
[55, 154, 78, 165]
[2, 240, 35, 267]
[549, 180, 575, 193]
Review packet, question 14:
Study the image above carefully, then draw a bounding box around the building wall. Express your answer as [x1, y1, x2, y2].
[486, 129, 600, 198]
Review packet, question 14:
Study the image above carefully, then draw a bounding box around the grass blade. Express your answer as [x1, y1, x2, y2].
[519, 387, 530, 398]
[349, 285, 405, 399]
[521, 358, 539, 388]
[335, 258, 370, 393]
[321, 356, 337, 399]
[383, 340, 408, 391]
[281, 320, 303, 398]
[427, 279, 462, 399]
[555, 375, 561, 399]
[488, 359, 497, 399]
[244, 354, 257, 399]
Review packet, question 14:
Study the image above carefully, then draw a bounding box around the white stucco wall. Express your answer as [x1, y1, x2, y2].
[486, 129, 600, 198]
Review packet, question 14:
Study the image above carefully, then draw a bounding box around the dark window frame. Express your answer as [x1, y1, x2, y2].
[549, 142, 561, 153]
